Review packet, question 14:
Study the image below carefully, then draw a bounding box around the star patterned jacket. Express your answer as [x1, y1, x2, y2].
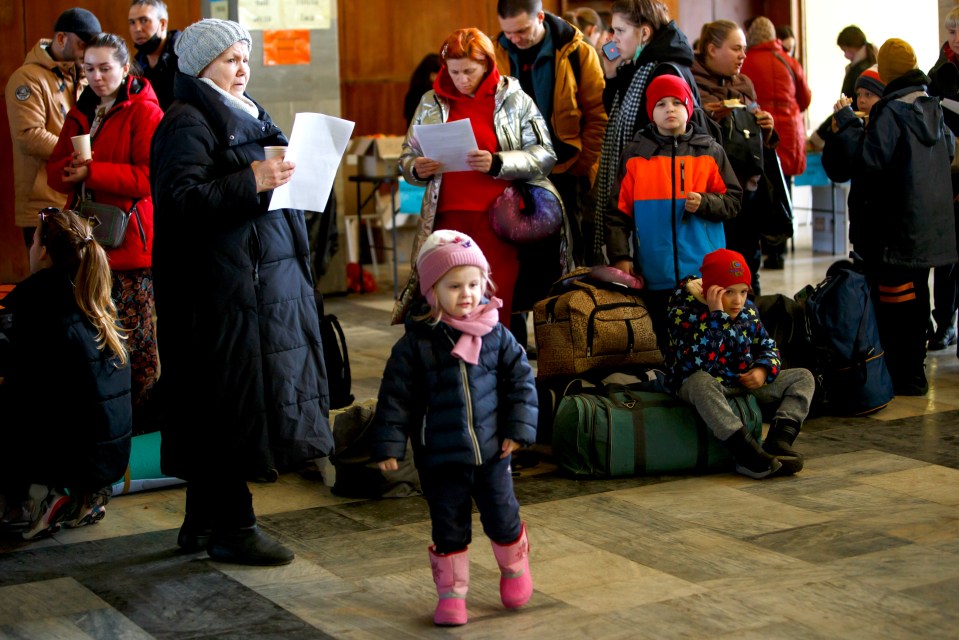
[664, 275, 781, 393]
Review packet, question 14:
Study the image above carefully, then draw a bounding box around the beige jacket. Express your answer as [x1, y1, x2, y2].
[5, 40, 81, 227]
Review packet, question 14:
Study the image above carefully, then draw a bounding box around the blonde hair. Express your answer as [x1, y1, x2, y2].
[38, 209, 128, 366]
[947, 6, 959, 31]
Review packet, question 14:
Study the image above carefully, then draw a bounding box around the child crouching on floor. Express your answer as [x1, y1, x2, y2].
[371, 229, 537, 626]
[665, 248, 815, 479]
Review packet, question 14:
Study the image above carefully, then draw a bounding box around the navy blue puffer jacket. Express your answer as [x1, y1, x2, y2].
[371, 314, 537, 469]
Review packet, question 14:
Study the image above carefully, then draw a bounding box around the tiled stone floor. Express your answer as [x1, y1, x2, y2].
[2, 225, 958, 639]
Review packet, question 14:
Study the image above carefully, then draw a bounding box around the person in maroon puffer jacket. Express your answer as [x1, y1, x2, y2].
[47, 33, 162, 429]
[740, 16, 811, 269]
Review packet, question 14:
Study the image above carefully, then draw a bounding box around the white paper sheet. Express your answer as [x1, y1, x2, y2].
[269, 112, 355, 212]
[412, 119, 478, 173]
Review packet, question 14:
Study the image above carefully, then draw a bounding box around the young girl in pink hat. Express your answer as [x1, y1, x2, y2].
[371, 229, 537, 626]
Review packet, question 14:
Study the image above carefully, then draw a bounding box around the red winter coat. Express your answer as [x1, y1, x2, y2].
[48, 76, 161, 271]
[741, 41, 811, 176]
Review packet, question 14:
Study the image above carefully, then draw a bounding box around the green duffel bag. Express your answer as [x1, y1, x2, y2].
[553, 383, 763, 477]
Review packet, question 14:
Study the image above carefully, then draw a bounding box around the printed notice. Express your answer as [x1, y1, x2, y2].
[269, 113, 355, 212]
[412, 119, 478, 173]
[238, 0, 279, 30]
[283, 0, 331, 29]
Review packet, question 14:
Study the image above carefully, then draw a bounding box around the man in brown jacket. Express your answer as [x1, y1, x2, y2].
[5, 8, 101, 246]
[494, 0, 607, 350]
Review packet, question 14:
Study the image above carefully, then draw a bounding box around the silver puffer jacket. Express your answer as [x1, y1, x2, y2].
[393, 75, 569, 324]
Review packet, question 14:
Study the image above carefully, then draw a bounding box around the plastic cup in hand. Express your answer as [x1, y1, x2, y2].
[71, 134, 91, 161]
[264, 146, 286, 160]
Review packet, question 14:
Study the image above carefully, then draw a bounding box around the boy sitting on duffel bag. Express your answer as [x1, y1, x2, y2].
[665, 249, 815, 479]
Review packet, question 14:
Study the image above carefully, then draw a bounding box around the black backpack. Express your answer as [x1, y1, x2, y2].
[314, 292, 354, 410]
[798, 254, 894, 416]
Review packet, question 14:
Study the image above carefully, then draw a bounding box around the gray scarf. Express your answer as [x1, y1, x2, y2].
[593, 61, 655, 261]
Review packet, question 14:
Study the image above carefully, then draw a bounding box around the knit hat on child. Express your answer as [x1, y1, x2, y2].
[645, 74, 694, 122]
[416, 229, 500, 365]
[855, 65, 885, 97]
[700, 248, 752, 292]
[417, 230, 490, 301]
[877, 38, 917, 85]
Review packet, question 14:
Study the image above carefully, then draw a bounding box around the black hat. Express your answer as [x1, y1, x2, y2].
[53, 8, 102, 43]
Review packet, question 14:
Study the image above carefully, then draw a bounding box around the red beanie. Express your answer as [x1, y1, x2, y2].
[645, 74, 694, 123]
[700, 249, 752, 292]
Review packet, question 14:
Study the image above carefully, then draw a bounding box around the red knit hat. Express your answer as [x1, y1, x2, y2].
[700, 249, 752, 292]
[645, 74, 694, 123]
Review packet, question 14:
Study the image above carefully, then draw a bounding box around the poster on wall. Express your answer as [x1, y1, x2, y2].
[238, 0, 331, 30]
[209, 0, 229, 20]
[238, 0, 280, 30]
[283, 0, 331, 29]
[263, 30, 311, 66]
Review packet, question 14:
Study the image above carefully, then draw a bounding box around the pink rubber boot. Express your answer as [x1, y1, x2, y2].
[491, 522, 532, 608]
[428, 546, 469, 626]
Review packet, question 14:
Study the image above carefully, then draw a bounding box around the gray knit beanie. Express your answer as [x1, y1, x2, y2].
[175, 19, 253, 77]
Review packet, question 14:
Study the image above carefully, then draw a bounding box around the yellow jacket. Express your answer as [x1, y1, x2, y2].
[494, 13, 606, 183]
[5, 40, 81, 226]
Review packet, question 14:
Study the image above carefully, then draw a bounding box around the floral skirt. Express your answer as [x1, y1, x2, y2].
[113, 267, 158, 409]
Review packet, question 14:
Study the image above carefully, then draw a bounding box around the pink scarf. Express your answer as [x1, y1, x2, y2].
[442, 297, 503, 365]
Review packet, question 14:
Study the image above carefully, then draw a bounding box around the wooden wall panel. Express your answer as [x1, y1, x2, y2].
[0, 1, 28, 283]
[338, 0, 561, 136]
[0, 1, 201, 283]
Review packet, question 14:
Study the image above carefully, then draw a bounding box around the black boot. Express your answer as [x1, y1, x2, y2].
[207, 524, 294, 566]
[177, 514, 213, 553]
[723, 427, 785, 479]
[763, 419, 804, 474]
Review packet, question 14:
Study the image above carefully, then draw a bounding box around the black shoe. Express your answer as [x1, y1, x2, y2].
[762, 419, 804, 474]
[763, 255, 785, 270]
[177, 516, 213, 553]
[893, 377, 929, 396]
[928, 324, 957, 351]
[207, 525, 294, 566]
[724, 427, 792, 479]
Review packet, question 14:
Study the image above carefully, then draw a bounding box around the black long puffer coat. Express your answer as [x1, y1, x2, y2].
[150, 74, 332, 481]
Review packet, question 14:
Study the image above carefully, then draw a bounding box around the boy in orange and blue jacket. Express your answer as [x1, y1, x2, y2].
[606, 74, 742, 341]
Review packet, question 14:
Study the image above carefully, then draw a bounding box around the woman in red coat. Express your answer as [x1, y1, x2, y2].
[48, 33, 162, 428]
[740, 16, 811, 268]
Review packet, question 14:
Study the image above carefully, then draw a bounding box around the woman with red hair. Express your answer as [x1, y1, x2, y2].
[393, 27, 561, 328]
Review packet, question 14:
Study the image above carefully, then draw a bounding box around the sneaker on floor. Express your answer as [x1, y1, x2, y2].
[21, 487, 71, 541]
[62, 504, 107, 529]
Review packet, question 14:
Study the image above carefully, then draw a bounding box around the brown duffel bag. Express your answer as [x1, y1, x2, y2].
[533, 270, 663, 379]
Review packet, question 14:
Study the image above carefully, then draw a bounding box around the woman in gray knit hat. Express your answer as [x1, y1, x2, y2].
[150, 19, 333, 567]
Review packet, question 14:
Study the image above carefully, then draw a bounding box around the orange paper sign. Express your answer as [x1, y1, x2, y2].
[263, 29, 311, 66]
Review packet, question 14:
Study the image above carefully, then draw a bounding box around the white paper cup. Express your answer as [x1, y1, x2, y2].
[71, 134, 91, 161]
[264, 145, 287, 160]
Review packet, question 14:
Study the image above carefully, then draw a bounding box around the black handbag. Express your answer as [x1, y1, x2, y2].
[758, 151, 795, 243]
[77, 198, 142, 249]
[721, 108, 765, 177]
